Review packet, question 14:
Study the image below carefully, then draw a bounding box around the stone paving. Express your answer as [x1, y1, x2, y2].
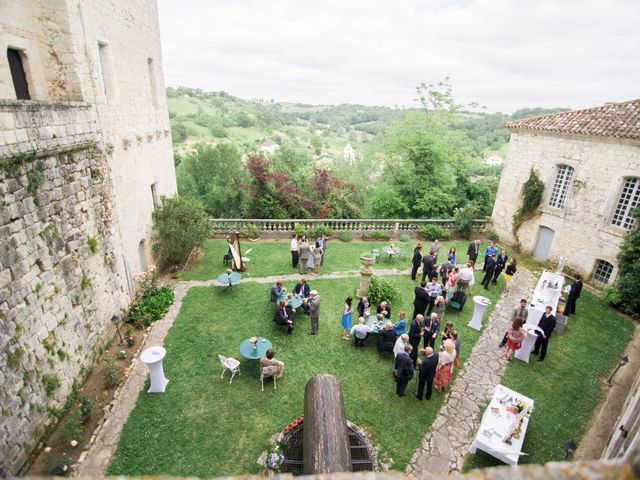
[408, 268, 534, 477]
[76, 267, 407, 475]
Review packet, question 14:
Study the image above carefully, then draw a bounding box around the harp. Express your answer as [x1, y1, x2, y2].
[227, 231, 246, 272]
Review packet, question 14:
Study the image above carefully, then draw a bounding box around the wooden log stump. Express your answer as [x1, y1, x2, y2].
[303, 374, 351, 474]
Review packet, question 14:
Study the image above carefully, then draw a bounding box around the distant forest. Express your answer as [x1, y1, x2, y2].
[167, 85, 568, 221]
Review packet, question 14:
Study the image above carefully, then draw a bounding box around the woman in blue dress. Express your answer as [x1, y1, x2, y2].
[341, 296, 353, 340]
[447, 247, 456, 265]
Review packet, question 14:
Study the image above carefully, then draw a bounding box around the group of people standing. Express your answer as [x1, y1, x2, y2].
[290, 234, 327, 275]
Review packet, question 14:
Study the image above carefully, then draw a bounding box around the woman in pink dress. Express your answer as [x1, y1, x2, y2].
[505, 317, 527, 361]
[434, 339, 456, 392]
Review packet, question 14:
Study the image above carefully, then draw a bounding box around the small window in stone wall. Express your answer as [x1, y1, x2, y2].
[151, 182, 159, 210]
[7, 47, 30, 100]
[98, 42, 114, 97]
[138, 240, 147, 272]
[147, 58, 157, 107]
[611, 177, 640, 230]
[592, 259, 614, 285]
[548, 164, 574, 209]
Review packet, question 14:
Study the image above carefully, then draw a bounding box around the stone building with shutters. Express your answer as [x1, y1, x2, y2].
[491, 99, 640, 285]
[0, 0, 176, 470]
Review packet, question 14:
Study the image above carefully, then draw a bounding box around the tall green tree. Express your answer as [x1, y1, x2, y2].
[176, 143, 247, 218]
[152, 196, 212, 266]
[615, 211, 640, 315]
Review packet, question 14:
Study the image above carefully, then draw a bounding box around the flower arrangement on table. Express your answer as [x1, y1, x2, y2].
[250, 336, 258, 348]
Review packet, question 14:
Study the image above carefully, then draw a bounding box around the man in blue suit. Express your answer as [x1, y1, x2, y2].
[394, 344, 414, 397]
[415, 347, 439, 400]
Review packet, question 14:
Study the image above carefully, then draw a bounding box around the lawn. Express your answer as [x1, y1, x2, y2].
[182, 239, 487, 281]
[108, 272, 503, 477]
[464, 288, 635, 470]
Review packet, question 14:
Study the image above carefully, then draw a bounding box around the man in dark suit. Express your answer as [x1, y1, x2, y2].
[415, 347, 439, 400]
[564, 274, 583, 317]
[492, 251, 509, 284]
[408, 314, 424, 365]
[423, 313, 440, 349]
[411, 244, 423, 281]
[273, 301, 295, 334]
[412, 282, 429, 319]
[532, 306, 556, 361]
[481, 253, 497, 289]
[467, 239, 480, 265]
[293, 277, 311, 314]
[421, 250, 436, 283]
[394, 344, 414, 397]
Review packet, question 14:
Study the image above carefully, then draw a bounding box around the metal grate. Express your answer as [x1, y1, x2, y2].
[280, 422, 375, 475]
[592, 259, 614, 285]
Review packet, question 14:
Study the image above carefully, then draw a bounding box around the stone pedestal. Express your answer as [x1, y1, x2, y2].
[357, 256, 375, 298]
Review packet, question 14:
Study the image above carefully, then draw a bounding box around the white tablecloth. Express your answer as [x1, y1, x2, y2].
[469, 384, 534, 465]
[527, 269, 564, 326]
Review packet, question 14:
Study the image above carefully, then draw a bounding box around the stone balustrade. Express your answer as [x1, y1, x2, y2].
[211, 218, 487, 234]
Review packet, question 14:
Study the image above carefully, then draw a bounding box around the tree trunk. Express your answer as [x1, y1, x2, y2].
[303, 374, 351, 474]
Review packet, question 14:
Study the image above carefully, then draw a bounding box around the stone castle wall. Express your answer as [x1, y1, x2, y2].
[491, 130, 640, 281]
[0, 100, 130, 470]
[0, 0, 177, 471]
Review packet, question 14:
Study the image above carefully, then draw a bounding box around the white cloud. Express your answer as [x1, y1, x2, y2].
[158, 0, 640, 112]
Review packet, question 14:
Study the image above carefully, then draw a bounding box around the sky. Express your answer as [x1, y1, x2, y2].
[157, 0, 640, 113]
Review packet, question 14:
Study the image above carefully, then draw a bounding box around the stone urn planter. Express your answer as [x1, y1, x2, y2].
[360, 255, 375, 268]
[357, 255, 375, 297]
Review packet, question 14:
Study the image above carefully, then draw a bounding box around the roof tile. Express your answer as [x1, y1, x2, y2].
[506, 99, 640, 139]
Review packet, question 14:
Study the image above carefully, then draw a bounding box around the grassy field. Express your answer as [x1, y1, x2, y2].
[464, 289, 635, 470]
[108, 271, 503, 477]
[182, 239, 486, 281]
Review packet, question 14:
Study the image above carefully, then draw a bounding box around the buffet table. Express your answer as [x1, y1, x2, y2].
[469, 384, 534, 465]
[527, 269, 564, 326]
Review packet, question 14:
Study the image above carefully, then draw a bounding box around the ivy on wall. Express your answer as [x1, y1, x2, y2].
[512, 167, 544, 249]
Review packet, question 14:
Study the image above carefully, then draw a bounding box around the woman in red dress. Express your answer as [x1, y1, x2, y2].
[434, 339, 456, 392]
[505, 317, 527, 361]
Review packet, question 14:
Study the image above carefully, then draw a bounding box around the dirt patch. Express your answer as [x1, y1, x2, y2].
[575, 321, 640, 460]
[23, 327, 145, 476]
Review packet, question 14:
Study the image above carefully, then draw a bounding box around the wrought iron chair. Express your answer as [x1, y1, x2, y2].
[218, 354, 241, 384]
[260, 364, 278, 391]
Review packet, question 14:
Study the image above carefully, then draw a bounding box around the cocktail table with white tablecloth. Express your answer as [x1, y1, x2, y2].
[468, 295, 491, 331]
[527, 269, 564, 326]
[140, 346, 169, 393]
[514, 324, 544, 363]
[469, 384, 534, 465]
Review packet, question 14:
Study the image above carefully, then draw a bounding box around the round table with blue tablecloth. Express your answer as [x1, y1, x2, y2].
[239, 337, 273, 360]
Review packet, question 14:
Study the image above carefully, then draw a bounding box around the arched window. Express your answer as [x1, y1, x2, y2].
[611, 177, 640, 230]
[592, 259, 614, 285]
[548, 164, 574, 209]
[137, 240, 147, 272]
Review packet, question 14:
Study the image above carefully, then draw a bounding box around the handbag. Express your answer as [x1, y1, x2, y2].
[454, 356, 461, 369]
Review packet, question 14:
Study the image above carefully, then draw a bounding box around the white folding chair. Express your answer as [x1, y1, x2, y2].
[260, 365, 278, 391]
[218, 354, 241, 384]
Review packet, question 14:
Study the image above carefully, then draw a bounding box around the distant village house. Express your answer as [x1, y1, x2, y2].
[259, 140, 281, 155]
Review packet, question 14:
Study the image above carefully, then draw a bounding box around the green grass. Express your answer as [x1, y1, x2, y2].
[464, 289, 634, 470]
[183, 239, 482, 281]
[108, 273, 502, 476]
